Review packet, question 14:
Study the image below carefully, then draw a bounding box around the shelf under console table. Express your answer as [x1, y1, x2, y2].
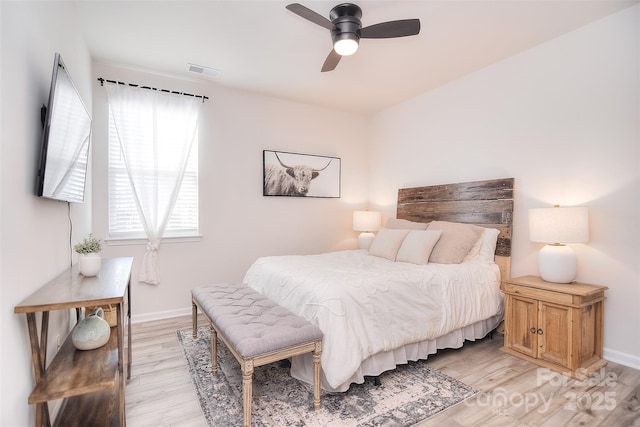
[15, 257, 133, 427]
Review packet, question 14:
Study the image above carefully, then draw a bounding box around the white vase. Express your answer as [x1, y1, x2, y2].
[78, 253, 101, 277]
[72, 307, 111, 350]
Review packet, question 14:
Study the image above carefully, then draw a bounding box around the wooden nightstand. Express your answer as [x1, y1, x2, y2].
[500, 275, 608, 379]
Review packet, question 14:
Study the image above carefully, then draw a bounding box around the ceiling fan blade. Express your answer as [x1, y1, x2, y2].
[286, 3, 334, 30]
[360, 19, 421, 39]
[321, 49, 342, 72]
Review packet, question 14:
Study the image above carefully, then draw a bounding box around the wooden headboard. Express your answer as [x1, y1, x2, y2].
[397, 178, 514, 280]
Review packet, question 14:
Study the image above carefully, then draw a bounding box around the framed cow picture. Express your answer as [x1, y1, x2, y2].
[263, 150, 341, 198]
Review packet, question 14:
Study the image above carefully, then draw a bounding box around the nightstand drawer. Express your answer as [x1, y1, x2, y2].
[502, 282, 573, 305]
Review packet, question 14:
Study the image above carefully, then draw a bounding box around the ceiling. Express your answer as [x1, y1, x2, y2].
[75, 0, 638, 115]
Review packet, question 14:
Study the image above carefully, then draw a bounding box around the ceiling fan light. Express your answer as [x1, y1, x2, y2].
[334, 38, 359, 56]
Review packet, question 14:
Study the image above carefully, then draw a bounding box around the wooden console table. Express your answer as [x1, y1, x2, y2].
[15, 257, 133, 427]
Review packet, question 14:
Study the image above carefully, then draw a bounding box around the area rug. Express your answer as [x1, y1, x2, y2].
[177, 326, 477, 426]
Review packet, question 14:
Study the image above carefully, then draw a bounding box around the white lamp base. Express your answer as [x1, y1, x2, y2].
[358, 232, 375, 250]
[538, 244, 577, 284]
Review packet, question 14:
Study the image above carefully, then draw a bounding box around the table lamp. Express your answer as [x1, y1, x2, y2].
[353, 211, 381, 250]
[528, 205, 589, 283]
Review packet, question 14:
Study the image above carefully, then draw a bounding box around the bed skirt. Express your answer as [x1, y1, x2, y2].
[290, 314, 503, 393]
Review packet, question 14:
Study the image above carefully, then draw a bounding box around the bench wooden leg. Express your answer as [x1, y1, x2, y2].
[313, 341, 322, 410]
[211, 326, 218, 374]
[241, 360, 254, 427]
[192, 301, 198, 338]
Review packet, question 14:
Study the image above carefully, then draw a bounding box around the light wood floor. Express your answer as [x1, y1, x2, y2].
[126, 315, 640, 426]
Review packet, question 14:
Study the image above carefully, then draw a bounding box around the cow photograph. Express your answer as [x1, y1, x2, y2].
[263, 150, 341, 198]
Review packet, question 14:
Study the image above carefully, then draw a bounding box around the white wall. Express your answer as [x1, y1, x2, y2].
[369, 5, 640, 366]
[91, 62, 370, 320]
[0, 2, 93, 425]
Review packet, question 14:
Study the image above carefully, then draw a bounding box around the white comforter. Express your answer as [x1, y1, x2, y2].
[243, 249, 502, 391]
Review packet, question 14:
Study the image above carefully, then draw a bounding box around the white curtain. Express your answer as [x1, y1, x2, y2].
[106, 83, 201, 284]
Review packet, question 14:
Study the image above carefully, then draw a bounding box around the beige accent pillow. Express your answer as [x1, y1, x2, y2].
[427, 221, 484, 264]
[396, 230, 443, 265]
[463, 232, 483, 261]
[368, 228, 410, 261]
[385, 218, 429, 230]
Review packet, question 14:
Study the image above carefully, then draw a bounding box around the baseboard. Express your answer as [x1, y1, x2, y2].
[603, 347, 640, 371]
[131, 307, 192, 324]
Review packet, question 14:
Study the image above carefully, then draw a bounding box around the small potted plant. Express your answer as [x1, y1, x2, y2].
[74, 234, 103, 277]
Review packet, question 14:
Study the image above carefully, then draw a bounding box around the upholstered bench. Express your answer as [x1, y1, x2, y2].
[191, 283, 323, 427]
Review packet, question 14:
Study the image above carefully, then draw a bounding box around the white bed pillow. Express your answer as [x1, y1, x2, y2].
[464, 228, 500, 262]
[427, 221, 484, 264]
[385, 218, 429, 230]
[368, 228, 410, 261]
[396, 230, 443, 265]
[478, 228, 500, 262]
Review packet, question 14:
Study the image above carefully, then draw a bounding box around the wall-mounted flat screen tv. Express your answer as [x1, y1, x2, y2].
[36, 52, 91, 203]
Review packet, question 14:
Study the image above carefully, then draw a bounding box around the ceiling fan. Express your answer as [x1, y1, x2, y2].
[286, 3, 421, 72]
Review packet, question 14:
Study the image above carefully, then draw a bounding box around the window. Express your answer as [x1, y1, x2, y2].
[107, 100, 199, 239]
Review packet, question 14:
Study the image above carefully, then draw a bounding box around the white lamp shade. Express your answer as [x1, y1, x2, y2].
[353, 211, 381, 232]
[529, 206, 589, 244]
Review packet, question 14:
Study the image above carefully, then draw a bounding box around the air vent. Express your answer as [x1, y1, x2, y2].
[187, 63, 221, 78]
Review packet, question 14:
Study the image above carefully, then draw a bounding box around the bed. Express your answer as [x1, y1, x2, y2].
[244, 178, 514, 392]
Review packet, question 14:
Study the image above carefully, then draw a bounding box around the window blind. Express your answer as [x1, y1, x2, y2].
[108, 113, 199, 237]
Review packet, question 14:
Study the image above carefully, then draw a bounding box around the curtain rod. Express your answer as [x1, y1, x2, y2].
[97, 78, 208, 102]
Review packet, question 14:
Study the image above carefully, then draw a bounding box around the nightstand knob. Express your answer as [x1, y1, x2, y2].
[537, 328, 543, 335]
[530, 327, 536, 333]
